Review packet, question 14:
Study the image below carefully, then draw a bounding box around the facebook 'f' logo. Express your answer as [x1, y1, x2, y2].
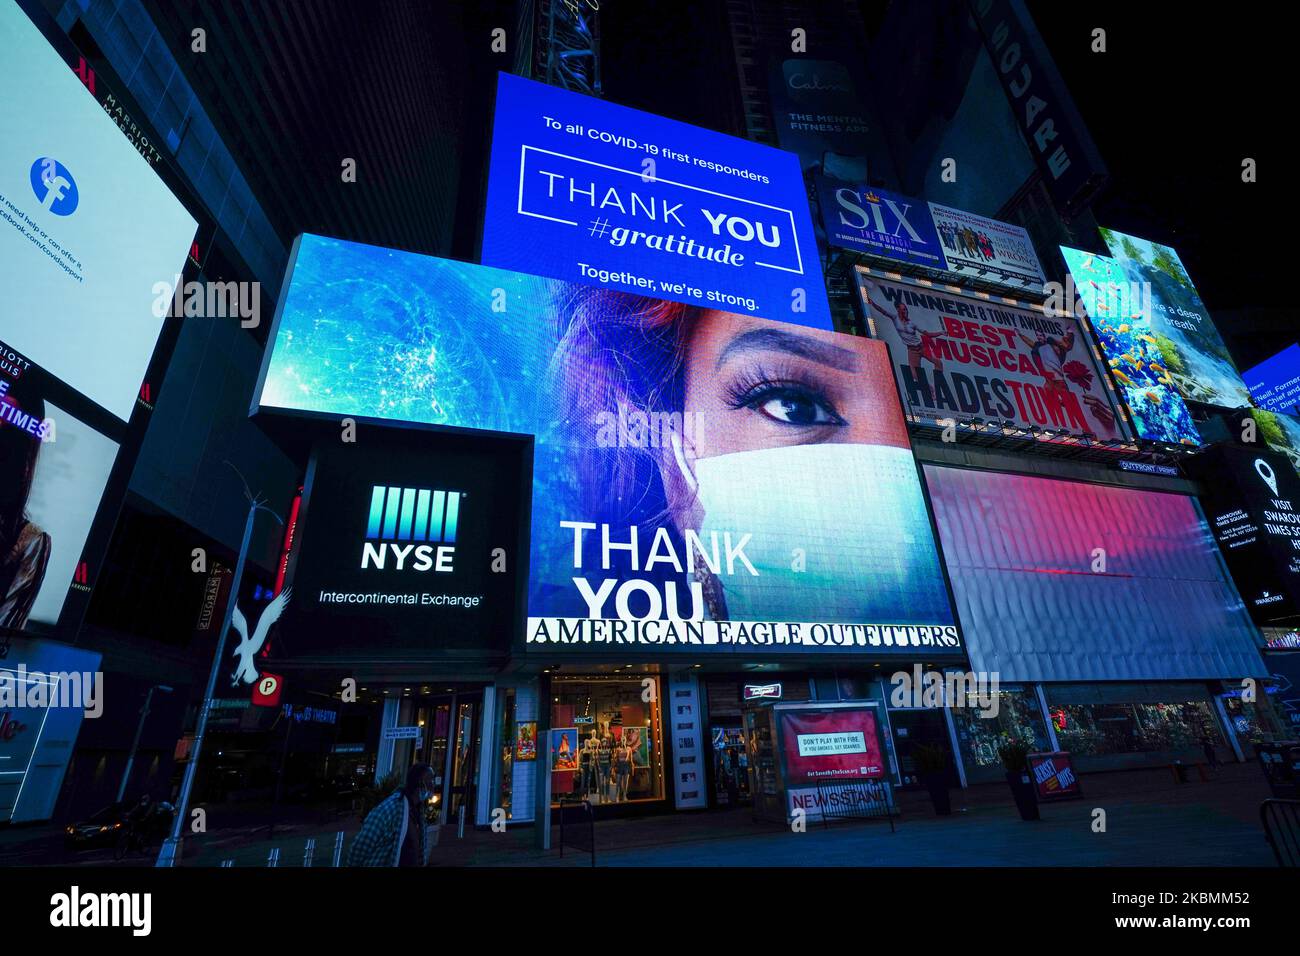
[366, 486, 461, 543]
[30, 157, 78, 215]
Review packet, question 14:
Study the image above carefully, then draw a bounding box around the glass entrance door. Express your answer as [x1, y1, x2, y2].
[445, 695, 481, 825]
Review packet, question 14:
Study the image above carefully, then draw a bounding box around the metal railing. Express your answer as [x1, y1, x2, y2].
[214, 830, 349, 868]
[812, 778, 897, 833]
[557, 797, 595, 866]
[1261, 799, 1300, 867]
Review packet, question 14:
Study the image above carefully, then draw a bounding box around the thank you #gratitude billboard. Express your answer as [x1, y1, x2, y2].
[257, 236, 959, 658]
[484, 73, 832, 330]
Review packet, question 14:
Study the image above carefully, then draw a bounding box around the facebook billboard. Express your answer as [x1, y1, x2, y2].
[483, 72, 832, 330]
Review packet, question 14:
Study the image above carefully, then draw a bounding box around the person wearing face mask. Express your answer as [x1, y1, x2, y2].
[348, 763, 435, 867]
[544, 290, 955, 631]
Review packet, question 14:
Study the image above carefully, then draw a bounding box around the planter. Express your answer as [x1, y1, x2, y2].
[921, 773, 952, 816]
[1005, 771, 1040, 821]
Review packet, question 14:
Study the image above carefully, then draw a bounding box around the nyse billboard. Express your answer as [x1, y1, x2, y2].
[1191, 444, 1300, 626]
[256, 236, 959, 658]
[483, 72, 831, 330]
[274, 431, 527, 662]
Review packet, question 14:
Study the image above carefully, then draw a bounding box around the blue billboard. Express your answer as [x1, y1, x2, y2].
[257, 235, 959, 657]
[1243, 343, 1300, 415]
[815, 177, 946, 270]
[1060, 246, 1200, 446]
[483, 73, 832, 330]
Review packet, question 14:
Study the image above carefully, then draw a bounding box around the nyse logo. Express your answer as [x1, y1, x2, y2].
[30, 157, 79, 216]
[360, 485, 462, 572]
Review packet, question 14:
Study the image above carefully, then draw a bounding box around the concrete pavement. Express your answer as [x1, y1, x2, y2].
[0, 762, 1280, 868]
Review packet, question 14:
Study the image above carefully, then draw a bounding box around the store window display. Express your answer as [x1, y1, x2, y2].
[1052, 700, 1222, 763]
[711, 726, 750, 806]
[1219, 692, 1287, 756]
[950, 686, 1049, 783]
[550, 676, 664, 805]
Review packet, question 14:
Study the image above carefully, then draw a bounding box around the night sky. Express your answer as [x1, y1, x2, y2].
[598, 0, 1292, 373]
[1035, 1, 1290, 370]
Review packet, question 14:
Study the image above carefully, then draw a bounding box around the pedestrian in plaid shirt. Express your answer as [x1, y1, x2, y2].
[349, 763, 435, 867]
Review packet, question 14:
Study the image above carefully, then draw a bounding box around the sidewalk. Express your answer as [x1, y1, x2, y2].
[2, 762, 1279, 867]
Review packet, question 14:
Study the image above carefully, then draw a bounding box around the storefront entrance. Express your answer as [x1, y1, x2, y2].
[446, 695, 481, 824]
[889, 709, 960, 789]
[400, 688, 484, 826]
[710, 725, 750, 807]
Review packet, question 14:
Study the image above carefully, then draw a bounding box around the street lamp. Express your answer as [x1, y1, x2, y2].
[156, 463, 282, 867]
[116, 683, 174, 804]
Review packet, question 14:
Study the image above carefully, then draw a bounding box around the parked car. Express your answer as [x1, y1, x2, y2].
[64, 802, 127, 850]
[64, 799, 175, 851]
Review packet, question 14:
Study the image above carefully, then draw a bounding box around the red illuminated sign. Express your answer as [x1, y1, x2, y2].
[780, 708, 884, 784]
[1028, 751, 1081, 800]
[252, 673, 283, 707]
[274, 487, 303, 597]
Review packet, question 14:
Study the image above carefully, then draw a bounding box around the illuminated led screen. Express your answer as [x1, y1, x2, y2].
[483, 72, 831, 330]
[0, 1, 197, 421]
[924, 465, 1265, 683]
[1099, 228, 1249, 409]
[858, 272, 1123, 442]
[1060, 246, 1200, 445]
[1243, 343, 1300, 415]
[257, 235, 959, 657]
[1, 338, 120, 630]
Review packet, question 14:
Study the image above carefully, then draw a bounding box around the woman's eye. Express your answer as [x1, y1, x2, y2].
[753, 390, 840, 426]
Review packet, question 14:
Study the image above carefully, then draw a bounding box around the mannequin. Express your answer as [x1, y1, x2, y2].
[580, 731, 600, 796]
[597, 735, 613, 800]
[613, 737, 633, 802]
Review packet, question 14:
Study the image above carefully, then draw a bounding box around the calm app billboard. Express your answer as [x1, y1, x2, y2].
[0, 0, 197, 421]
[256, 235, 958, 657]
[483, 73, 832, 330]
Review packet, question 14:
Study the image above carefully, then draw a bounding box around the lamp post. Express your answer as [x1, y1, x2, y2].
[116, 683, 173, 804]
[156, 465, 282, 867]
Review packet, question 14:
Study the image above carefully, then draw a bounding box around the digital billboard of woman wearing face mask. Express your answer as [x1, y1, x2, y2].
[256, 236, 957, 650]
[539, 285, 956, 635]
